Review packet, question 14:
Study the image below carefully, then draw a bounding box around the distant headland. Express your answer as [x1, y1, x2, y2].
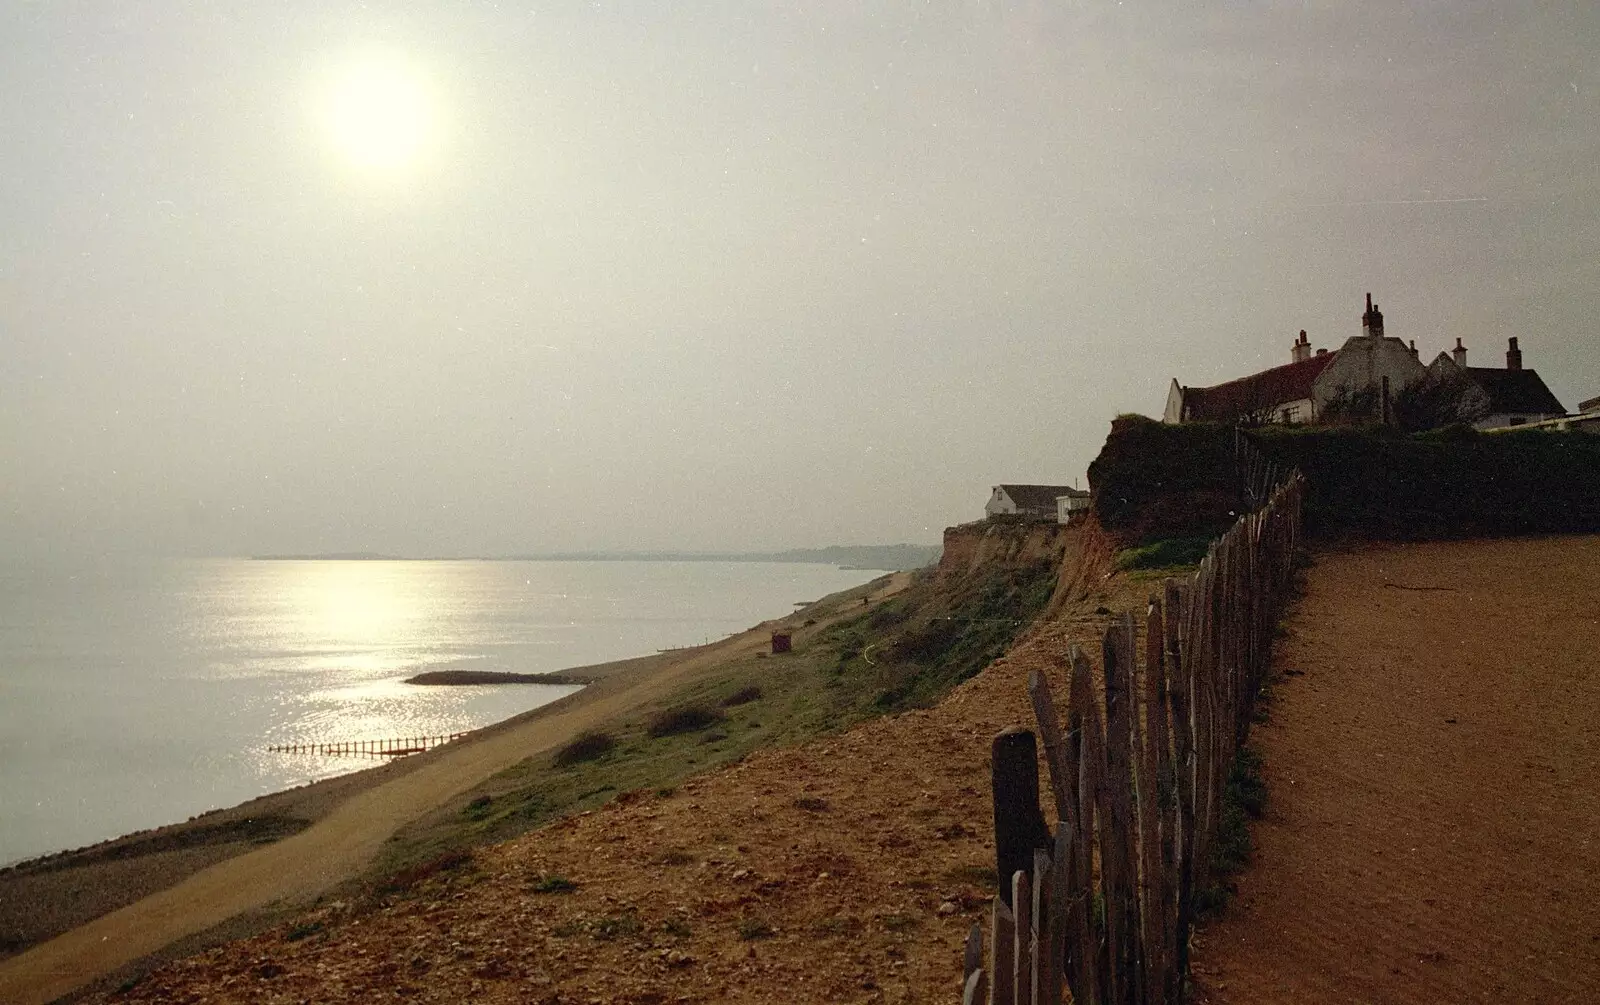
[250, 544, 940, 572]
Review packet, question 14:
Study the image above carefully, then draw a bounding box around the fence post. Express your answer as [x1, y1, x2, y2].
[1069, 645, 1107, 1005]
[991, 728, 1052, 911]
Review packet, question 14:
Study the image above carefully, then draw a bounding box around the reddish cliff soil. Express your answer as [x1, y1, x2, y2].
[1192, 537, 1600, 1004]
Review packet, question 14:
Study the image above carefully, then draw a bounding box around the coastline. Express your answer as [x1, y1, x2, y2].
[0, 572, 902, 1004]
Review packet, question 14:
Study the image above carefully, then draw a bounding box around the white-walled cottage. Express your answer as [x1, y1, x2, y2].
[1055, 490, 1091, 524]
[987, 484, 1079, 520]
[1163, 294, 1565, 429]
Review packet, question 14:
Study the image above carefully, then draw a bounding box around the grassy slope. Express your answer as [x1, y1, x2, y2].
[372, 541, 1063, 886]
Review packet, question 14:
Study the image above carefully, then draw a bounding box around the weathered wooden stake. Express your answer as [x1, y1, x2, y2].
[992, 728, 1052, 909]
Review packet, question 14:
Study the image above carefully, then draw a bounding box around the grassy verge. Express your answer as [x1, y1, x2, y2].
[1195, 745, 1267, 916]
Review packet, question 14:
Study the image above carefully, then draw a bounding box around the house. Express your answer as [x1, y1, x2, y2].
[1055, 489, 1091, 524]
[1422, 337, 1567, 429]
[1164, 294, 1562, 429]
[986, 484, 1079, 520]
[1162, 340, 1334, 425]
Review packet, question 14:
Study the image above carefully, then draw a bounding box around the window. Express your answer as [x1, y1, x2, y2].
[1509, 416, 1526, 426]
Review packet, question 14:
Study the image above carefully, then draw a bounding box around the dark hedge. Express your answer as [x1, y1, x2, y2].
[1090, 415, 1600, 543]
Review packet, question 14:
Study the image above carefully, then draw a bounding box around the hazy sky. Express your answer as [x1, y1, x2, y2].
[4, 2, 1597, 557]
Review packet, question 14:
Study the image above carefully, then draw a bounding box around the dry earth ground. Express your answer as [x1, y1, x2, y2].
[1193, 536, 1600, 1004]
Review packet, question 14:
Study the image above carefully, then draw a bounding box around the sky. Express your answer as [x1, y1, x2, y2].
[3, 2, 1597, 558]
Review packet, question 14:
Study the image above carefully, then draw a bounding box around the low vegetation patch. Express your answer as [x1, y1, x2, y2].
[381, 849, 474, 895]
[813, 915, 864, 938]
[1197, 745, 1267, 915]
[530, 874, 577, 894]
[647, 704, 726, 738]
[1114, 536, 1213, 572]
[866, 558, 1058, 710]
[553, 730, 617, 767]
[720, 685, 763, 707]
[880, 913, 919, 932]
[590, 913, 642, 942]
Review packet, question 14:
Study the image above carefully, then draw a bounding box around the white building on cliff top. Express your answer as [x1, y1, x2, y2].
[1163, 294, 1565, 430]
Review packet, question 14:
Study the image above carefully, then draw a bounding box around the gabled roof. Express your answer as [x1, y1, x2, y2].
[1181, 353, 1335, 422]
[997, 485, 1079, 509]
[1464, 367, 1565, 416]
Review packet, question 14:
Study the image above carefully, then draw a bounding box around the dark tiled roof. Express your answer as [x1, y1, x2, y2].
[1464, 367, 1565, 416]
[1182, 354, 1335, 422]
[998, 485, 1082, 509]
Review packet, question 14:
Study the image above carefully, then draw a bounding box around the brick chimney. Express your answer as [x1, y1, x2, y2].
[1506, 336, 1522, 370]
[1409, 339, 1418, 359]
[1362, 293, 1385, 338]
[1291, 329, 1311, 363]
[1452, 337, 1467, 366]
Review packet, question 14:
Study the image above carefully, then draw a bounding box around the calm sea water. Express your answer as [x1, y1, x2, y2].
[0, 559, 878, 865]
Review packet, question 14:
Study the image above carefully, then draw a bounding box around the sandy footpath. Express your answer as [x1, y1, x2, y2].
[0, 573, 906, 1005]
[1192, 537, 1600, 1003]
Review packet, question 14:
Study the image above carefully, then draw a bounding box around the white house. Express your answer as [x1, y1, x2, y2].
[987, 484, 1079, 520]
[1162, 294, 1558, 428]
[1163, 327, 1337, 425]
[1308, 296, 1428, 420]
[1055, 490, 1091, 524]
[1422, 337, 1566, 429]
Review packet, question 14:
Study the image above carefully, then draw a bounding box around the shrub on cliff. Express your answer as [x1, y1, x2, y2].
[553, 730, 617, 767]
[1087, 415, 1242, 544]
[647, 704, 725, 738]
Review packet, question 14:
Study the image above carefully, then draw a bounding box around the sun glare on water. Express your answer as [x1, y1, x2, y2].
[317, 51, 440, 176]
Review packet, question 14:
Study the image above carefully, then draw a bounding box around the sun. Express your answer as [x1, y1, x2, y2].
[318, 51, 439, 175]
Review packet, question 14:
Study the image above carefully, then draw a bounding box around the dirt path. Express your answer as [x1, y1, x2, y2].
[0, 573, 909, 1005]
[1192, 537, 1600, 1004]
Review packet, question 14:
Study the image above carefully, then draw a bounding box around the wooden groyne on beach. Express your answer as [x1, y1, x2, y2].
[267, 733, 467, 758]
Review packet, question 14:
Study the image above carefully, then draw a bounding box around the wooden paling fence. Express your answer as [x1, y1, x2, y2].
[267, 733, 467, 758]
[963, 470, 1305, 1005]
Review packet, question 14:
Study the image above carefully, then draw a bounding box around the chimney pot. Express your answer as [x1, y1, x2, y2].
[1452, 338, 1467, 367]
[1506, 337, 1523, 370]
[1291, 329, 1312, 363]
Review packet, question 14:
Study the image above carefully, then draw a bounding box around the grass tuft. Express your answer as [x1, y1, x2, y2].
[553, 730, 617, 767]
[720, 685, 763, 707]
[647, 704, 726, 738]
[530, 874, 577, 894]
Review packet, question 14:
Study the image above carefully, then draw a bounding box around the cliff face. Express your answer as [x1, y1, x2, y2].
[938, 519, 1067, 578]
[937, 517, 1115, 619]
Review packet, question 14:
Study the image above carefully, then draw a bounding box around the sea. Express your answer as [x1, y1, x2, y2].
[0, 558, 880, 866]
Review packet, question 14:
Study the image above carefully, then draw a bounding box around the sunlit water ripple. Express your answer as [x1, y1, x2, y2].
[0, 559, 878, 865]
